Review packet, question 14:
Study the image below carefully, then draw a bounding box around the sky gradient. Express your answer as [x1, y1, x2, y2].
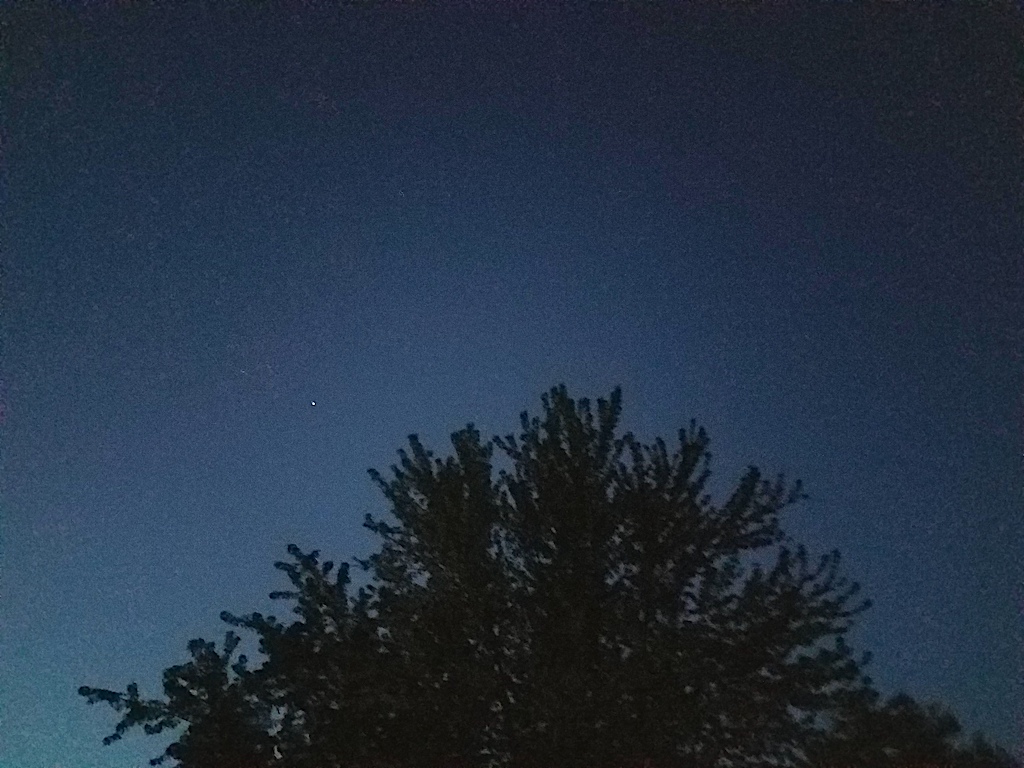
[3, 5, 1022, 768]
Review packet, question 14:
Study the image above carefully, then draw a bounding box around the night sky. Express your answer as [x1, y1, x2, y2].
[3, 5, 1022, 767]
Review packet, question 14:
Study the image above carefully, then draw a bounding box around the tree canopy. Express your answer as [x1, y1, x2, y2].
[80, 386, 1019, 768]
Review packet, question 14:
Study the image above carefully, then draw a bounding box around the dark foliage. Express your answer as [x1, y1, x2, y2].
[809, 688, 1020, 768]
[80, 386, 1019, 768]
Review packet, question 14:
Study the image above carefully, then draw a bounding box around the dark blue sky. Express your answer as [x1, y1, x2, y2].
[3, 5, 1021, 767]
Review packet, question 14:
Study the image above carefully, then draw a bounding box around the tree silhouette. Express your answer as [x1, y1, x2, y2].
[80, 386, 1019, 768]
[79, 632, 276, 768]
[808, 687, 1020, 768]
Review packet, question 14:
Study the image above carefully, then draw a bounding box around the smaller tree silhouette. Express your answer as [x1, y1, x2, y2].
[79, 631, 276, 767]
[808, 687, 1020, 768]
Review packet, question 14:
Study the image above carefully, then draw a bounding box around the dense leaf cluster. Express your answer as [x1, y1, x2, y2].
[80, 387, 1019, 768]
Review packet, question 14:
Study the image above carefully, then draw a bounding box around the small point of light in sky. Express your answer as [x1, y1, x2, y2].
[311, 401, 316, 406]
